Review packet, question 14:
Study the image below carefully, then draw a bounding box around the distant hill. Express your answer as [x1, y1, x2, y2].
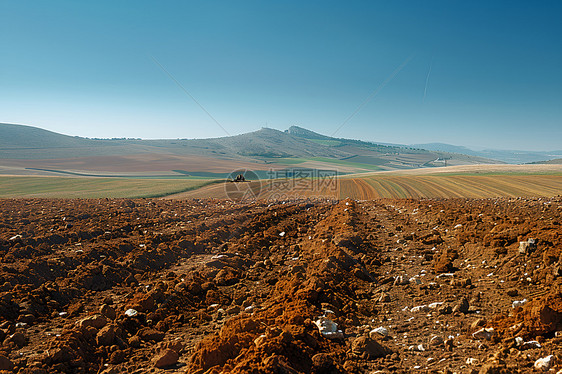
[186, 128, 352, 159]
[409, 143, 479, 156]
[1, 122, 502, 176]
[0, 123, 95, 149]
[0, 124, 350, 160]
[529, 158, 562, 165]
[285, 125, 334, 140]
[286, 126, 498, 169]
[411, 142, 562, 164]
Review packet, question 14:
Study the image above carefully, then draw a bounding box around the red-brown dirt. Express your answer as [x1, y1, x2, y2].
[0, 197, 561, 373]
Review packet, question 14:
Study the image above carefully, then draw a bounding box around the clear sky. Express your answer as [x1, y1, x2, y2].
[1, 1, 561, 151]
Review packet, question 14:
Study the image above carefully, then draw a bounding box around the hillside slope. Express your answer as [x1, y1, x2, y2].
[1, 123, 501, 175]
[0, 123, 97, 149]
[412, 142, 562, 164]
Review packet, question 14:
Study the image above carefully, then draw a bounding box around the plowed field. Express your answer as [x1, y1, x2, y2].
[168, 166, 562, 200]
[0, 197, 561, 373]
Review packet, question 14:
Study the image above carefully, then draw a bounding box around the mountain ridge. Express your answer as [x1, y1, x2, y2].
[0, 123, 527, 176]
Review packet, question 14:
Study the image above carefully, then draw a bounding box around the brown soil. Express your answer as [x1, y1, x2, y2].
[0, 154, 283, 175]
[0, 197, 561, 373]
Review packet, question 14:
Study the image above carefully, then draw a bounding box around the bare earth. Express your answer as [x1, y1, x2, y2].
[0, 196, 561, 373]
[0, 155, 280, 176]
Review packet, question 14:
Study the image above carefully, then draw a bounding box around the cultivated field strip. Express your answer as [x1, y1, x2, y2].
[339, 174, 562, 199]
[166, 167, 562, 201]
[0, 177, 215, 199]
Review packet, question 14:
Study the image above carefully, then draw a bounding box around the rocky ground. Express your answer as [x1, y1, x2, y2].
[0, 197, 561, 373]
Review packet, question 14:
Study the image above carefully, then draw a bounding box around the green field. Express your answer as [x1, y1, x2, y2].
[0, 176, 218, 198]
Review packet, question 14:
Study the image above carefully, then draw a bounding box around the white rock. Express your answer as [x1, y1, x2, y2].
[254, 334, 267, 347]
[411, 305, 429, 313]
[472, 327, 494, 341]
[314, 317, 343, 339]
[436, 273, 455, 278]
[124, 309, 138, 317]
[429, 335, 444, 346]
[370, 327, 389, 337]
[534, 355, 555, 371]
[408, 344, 425, 352]
[279, 231, 285, 237]
[428, 302, 444, 309]
[512, 299, 528, 308]
[520, 340, 541, 349]
[466, 358, 479, 365]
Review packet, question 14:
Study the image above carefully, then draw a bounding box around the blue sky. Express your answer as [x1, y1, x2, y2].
[1, 1, 561, 151]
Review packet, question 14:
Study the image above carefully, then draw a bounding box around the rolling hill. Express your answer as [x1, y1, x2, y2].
[411, 142, 562, 164]
[1, 123, 500, 177]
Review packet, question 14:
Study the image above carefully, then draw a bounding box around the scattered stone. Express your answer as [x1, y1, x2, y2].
[378, 293, 391, 303]
[408, 344, 425, 351]
[370, 327, 389, 338]
[520, 340, 541, 350]
[409, 277, 422, 285]
[466, 358, 479, 365]
[519, 238, 537, 254]
[352, 336, 391, 359]
[96, 324, 116, 346]
[428, 301, 444, 309]
[394, 275, 409, 285]
[470, 318, 486, 331]
[0, 355, 14, 371]
[109, 350, 127, 364]
[253, 334, 267, 347]
[153, 348, 179, 368]
[534, 355, 555, 371]
[100, 304, 117, 320]
[472, 327, 494, 341]
[137, 327, 165, 342]
[411, 304, 429, 313]
[128, 334, 142, 348]
[124, 309, 138, 317]
[77, 314, 108, 330]
[226, 305, 241, 315]
[311, 353, 336, 371]
[429, 335, 444, 347]
[314, 316, 343, 339]
[8, 332, 26, 347]
[18, 313, 36, 324]
[452, 297, 469, 314]
[162, 339, 184, 354]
